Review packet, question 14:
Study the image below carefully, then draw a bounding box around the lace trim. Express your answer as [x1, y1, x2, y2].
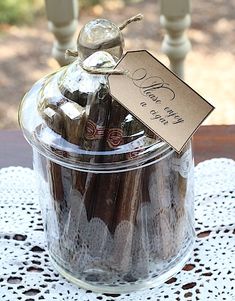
[0, 159, 234, 300]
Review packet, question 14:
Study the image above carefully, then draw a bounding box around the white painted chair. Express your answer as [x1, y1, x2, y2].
[44, 0, 191, 79]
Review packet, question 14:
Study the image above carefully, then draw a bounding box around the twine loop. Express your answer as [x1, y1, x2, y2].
[118, 13, 143, 30]
[79, 62, 126, 75]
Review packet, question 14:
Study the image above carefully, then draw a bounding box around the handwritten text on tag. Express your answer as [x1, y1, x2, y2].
[108, 50, 214, 152]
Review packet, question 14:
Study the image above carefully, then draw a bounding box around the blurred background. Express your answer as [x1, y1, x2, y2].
[0, 0, 234, 129]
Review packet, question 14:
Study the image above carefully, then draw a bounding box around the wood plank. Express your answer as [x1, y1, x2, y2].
[0, 130, 32, 168]
[193, 125, 235, 164]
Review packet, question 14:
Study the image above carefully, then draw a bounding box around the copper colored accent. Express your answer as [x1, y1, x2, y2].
[107, 128, 124, 148]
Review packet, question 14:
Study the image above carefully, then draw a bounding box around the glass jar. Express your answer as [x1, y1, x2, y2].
[19, 18, 195, 294]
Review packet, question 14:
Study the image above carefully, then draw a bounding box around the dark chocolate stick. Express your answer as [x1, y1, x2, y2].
[127, 128, 159, 279]
[111, 168, 142, 273]
[80, 85, 112, 220]
[151, 156, 176, 259]
[128, 166, 151, 280]
[57, 101, 88, 250]
[88, 100, 128, 227]
[58, 84, 113, 269]
[56, 85, 111, 258]
[79, 101, 128, 270]
[40, 98, 68, 231]
[109, 118, 148, 274]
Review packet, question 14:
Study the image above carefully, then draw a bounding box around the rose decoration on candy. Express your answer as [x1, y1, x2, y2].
[107, 128, 124, 148]
[84, 119, 105, 140]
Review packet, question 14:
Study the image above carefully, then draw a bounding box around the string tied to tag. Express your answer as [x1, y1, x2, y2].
[80, 63, 127, 75]
[77, 51, 128, 76]
[118, 13, 143, 31]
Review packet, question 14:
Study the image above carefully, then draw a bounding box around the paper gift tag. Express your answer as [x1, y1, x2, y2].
[108, 50, 214, 153]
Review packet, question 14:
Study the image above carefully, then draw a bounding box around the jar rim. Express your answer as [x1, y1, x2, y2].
[31, 134, 174, 173]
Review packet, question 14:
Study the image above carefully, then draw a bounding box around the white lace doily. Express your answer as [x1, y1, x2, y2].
[0, 158, 234, 301]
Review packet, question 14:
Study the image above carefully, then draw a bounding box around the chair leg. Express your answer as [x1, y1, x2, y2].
[160, 0, 191, 79]
[45, 0, 78, 66]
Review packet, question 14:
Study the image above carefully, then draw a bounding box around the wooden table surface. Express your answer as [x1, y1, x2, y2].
[0, 125, 234, 168]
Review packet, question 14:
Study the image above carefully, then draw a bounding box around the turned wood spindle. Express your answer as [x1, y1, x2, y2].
[45, 0, 78, 66]
[160, 0, 191, 79]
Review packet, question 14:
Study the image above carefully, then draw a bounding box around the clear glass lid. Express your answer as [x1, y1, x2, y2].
[19, 19, 172, 172]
